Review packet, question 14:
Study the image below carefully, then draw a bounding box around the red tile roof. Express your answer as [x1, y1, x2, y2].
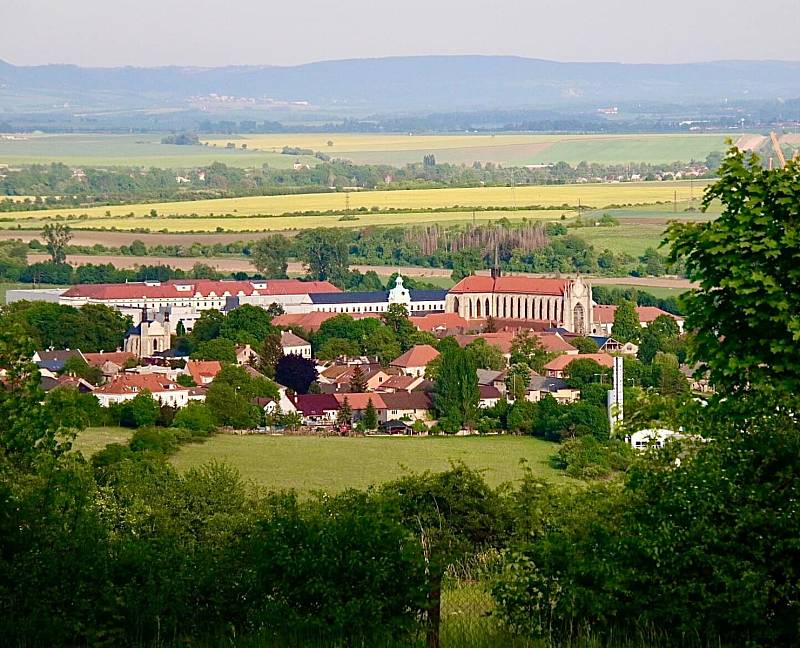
[450, 275, 570, 296]
[544, 353, 615, 372]
[454, 331, 575, 355]
[93, 373, 186, 395]
[61, 279, 340, 300]
[273, 311, 379, 332]
[186, 360, 222, 385]
[378, 374, 420, 391]
[390, 345, 440, 368]
[410, 312, 473, 333]
[593, 304, 681, 324]
[333, 393, 387, 410]
[83, 351, 136, 367]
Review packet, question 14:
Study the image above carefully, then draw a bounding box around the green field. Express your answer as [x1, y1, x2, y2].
[72, 426, 132, 456]
[167, 434, 566, 493]
[205, 132, 732, 166]
[576, 223, 669, 256]
[0, 133, 317, 169]
[600, 284, 686, 299]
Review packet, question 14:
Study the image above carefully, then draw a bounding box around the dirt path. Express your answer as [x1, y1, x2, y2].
[30, 253, 696, 289]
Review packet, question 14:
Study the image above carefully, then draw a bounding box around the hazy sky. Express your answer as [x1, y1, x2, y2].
[2, 0, 799, 67]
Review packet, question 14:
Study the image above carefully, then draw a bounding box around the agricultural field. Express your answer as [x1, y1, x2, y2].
[576, 222, 669, 257]
[168, 434, 568, 493]
[203, 132, 732, 166]
[0, 133, 317, 169]
[4, 181, 705, 232]
[10, 209, 576, 233]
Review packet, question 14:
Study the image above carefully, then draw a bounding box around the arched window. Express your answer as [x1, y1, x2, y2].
[573, 303, 586, 335]
[476, 298, 482, 318]
[453, 297, 460, 314]
[468, 299, 473, 319]
[485, 298, 490, 317]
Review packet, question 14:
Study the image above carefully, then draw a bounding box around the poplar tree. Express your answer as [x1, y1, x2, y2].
[434, 346, 479, 432]
[611, 300, 641, 343]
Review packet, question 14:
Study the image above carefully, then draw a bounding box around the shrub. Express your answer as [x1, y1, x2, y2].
[128, 427, 179, 454]
[551, 436, 633, 479]
[172, 402, 217, 436]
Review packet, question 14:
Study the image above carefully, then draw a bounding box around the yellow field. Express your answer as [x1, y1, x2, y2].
[204, 132, 565, 152]
[7, 182, 702, 222]
[8, 209, 575, 232]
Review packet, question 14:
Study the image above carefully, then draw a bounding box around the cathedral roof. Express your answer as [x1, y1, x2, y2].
[449, 275, 570, 296]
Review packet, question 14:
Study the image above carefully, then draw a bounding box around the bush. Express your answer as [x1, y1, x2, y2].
[172, 402, 217, 436]
[128, 427, 179, 454]
[551, 436, 633, 479]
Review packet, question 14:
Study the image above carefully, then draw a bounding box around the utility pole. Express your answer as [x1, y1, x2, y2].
[673, 190, 677, 213]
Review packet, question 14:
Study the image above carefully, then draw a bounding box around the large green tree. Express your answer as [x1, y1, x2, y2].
[250, 234, 290, 278]
[296, 228, 350, 285]
[510, 329, 553, 373]
[667, 147, 800, 394]
[433, 345, 479, 432]
[611, 300, 641, 343]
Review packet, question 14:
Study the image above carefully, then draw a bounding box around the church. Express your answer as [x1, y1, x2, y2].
[124, 309, 172, 358]
[445, 271, 593, 335]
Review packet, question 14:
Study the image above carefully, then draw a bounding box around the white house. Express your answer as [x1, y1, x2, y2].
[93, 374, 190, 408]
[281, 331, 312, 358]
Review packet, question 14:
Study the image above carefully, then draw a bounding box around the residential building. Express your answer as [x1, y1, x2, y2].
[592, 305, 685, 336]
[235, 344, 260, 366]
[379, 392, 433, 424]
[32, 349, 86, 373]
[280, 331, 312, 358]
[185, 360, 222, 386]
[478, 385, 502, 408]
[543, 353, 615, 378]
[291, 393, 340, 426]
[93, 374, 190, 408]
[526, 374, 581, 403]
[83, 351, 136, 377]
[390, 344, 441, 378]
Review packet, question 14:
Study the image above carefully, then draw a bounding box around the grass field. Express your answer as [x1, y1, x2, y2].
[72, 426, 132, 456]
[169, 434, 566, 493]
[4, 181, 704, 231]
[204, 133, 732, 166]
[0, 133, 317, 169]
[575, 223, 670, 256]
[600, 284, 687, 299]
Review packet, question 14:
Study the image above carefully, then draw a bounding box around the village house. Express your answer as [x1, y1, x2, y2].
[93, 373, 190, 408]
[390, 344, 440, 378]
[543, 353, 615, 378]
[333, 392, 386, 422]
[280, 331, 312, 358]
[379, 392, 433, 424]
[592, 305, 685, 336]
[83, 351, 137, 377]
[478, 385, 503, 408]
[185, 359, 222, 386]
[526, 374, 581, 404]
[235, 344, 260, 366]
[33, 349, 86, 373]
[377, 374, 425, 393]
[291, 393, 340, 426]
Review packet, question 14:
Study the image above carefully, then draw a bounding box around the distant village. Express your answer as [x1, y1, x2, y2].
[15, 271, 693, 445]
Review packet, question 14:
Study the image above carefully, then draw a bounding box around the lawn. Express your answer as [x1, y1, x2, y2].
[0, 133, 316, 169]
[169, 434, 567, 493]
[203, 133, 732, 167]
[72, 426, 132, 457]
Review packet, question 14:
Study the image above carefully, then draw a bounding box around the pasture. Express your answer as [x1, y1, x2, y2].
[203, 132, 732, 166]
[0, 133, 316, 169]
[576, 222, 668, 257]
[72, 426, 132, 456]
[168, 434, 567, 493]
[4, 181, 704, 232]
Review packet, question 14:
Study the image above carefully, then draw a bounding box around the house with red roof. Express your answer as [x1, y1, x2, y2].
[444, 273, 593, 335]
[389, 345, 441, 377]
[185, 360, 222, 386]
[379, 392, 433, 424]
[592, 305, 685, 336]
[93, 373, 190, 408]
[83, 351, 137, 377]
[543, 353, 615, 378]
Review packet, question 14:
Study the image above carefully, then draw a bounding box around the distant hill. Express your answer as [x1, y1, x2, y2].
[1, 55, 799, 114]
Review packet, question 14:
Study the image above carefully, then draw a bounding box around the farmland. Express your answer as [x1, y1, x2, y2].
[0, 133, 316, 169]
[203, 132, 732, 166]
[167, 434, 569, 493]
[4, 181, 705, 232]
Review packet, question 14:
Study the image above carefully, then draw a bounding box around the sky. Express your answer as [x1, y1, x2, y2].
[2, 0, 799, 67]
